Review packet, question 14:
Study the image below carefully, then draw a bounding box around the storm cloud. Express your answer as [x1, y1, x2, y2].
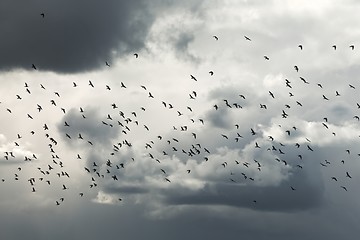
[0, 0, 153, 73]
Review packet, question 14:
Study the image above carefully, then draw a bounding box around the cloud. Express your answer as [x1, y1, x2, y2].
[1, 1, 360, 240]
[0, 0, 154, 73]
[57, 107, 120, 147]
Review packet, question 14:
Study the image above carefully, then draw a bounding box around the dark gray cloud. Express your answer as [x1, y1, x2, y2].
[0, 0, 154, 73]
[57, 107, 120, 147]
[205, 106, 233, 129]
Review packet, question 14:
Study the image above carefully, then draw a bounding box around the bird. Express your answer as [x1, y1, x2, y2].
[332, 45, 337, 50]
[350, 45, 355, 50]
[244, 35, 251, 41]
[346, 171, 352, 178]
[298, 44, 303, 50]
[190, 75, 197, 81]
[134, 53, 139, 58]
[300, 77, 309, 84]
[251, 128, 256, 135]
[40, 13, 45, 18]
[105, 61, 110, 67]
[294, 65, 299, 72]
[264, 56, 270, 60]
[221, 134, 228, 139]
[213, 35, 218, 40]
[269, 91, 275, 98]
[32, 64, 37, 70]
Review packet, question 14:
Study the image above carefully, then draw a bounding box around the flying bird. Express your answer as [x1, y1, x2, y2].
[244, 35, 251, 41]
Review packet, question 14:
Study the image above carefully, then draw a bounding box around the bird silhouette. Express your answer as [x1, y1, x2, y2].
[190, 75, 197, 81]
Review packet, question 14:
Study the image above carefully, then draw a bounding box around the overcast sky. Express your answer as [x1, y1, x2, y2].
[0, 0, 360, 239]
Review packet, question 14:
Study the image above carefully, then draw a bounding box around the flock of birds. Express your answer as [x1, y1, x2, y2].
[0, 13, 357, 207]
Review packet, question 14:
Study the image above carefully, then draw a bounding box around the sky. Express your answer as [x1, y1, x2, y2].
[0, 0, 360, 239]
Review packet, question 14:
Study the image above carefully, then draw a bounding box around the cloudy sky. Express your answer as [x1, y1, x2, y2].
[1, 0, 360, 239]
